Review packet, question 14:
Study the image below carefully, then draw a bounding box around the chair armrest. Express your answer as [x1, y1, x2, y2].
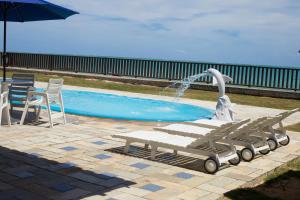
[28, 91, 48, 97]
[0, 91, 9, 99]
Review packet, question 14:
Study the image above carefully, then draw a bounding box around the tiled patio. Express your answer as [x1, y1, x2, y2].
[0, 85, 299, 200]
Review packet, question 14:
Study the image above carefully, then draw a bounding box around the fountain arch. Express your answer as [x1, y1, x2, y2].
[205, 68, 234, 121]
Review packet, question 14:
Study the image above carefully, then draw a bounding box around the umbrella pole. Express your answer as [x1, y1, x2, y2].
[2, 6, 7, 82]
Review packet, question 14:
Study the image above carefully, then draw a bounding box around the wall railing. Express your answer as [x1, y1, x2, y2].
[2, 52, 300, 91]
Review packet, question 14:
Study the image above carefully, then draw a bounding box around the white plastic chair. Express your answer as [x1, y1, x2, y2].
[0, 83, 11, 127]
[20, 79, 66, 128]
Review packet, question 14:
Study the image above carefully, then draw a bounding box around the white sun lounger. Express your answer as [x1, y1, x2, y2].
[263, 108, 299, 150]
[113, 120, 249, 174]
[155, 117, 274, 162]
[187, 108, 299, 151]
[222, 117, 276, 161]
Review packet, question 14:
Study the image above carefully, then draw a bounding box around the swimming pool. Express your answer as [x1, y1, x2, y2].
[50, 90, 213, 122]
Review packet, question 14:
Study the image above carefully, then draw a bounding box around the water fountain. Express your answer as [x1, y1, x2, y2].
[205, 68, 234, 121]
[163, 68, 234, 121]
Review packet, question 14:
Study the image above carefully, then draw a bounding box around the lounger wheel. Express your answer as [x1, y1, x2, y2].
[241, 148, 255, 162]
[267, 138, 278, 151]
[279, 135, 290, 146]
[204, 158, 219, 174]
[259, 148, 270, 155]
[229, 154, 241, 166]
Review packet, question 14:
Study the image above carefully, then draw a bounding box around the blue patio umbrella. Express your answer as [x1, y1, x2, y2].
[0, 0, 78, 81]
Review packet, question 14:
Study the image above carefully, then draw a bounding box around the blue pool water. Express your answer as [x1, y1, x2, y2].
[50, 90, 213, 122]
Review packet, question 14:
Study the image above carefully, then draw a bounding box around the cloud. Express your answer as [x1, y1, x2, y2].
[7, 0, 300, 66]
[139, 23, 170, 32]
[51, 0, 300, 34]
[87, 15, 130, 22]
[214, 29, 240, 38]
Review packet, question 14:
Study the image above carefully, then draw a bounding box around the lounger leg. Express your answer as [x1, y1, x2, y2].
[229, 143, 236, 152]
[279, 121, 286, 134]
[214, 155, 221, 166]
[250, 145, 256, 154]
[173, 150, 178, 155]
[150, 146, 157, 160]
[20, 102, 29, 125]
[268, 126, 276, 138]
[124, 141, 131, 153]
[145, 144, 149, 150]
[5, 107, 11, 127]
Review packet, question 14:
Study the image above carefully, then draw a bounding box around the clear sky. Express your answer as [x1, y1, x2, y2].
[2, 0, 300, 67]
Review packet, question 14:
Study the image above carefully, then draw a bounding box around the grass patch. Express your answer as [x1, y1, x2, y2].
[285, 123, 300, 132]
[265, 157, 300, 183]
[2, 70, 299, 110]
[224, 158, 300, 200]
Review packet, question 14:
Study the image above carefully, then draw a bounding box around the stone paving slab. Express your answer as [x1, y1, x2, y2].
[0, 119, 299, 200]
[0, 85, 299, 200]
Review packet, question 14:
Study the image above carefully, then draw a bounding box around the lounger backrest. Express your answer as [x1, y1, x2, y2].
[9, 73, 35, 109]
[228, 116, 268, 139]
[188, 119, 250, 148]
[208, 119, 251, 140]
[257, 109, 299, 129]
[260, 115, 285, 129]
[277, 108, 299, 120]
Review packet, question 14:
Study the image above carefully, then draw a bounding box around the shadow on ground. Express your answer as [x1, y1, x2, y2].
[10, 110, 85, 128]
[0, 146, 135, 200]
[224, 170, 300, 200]
[108, 145, 231, 173]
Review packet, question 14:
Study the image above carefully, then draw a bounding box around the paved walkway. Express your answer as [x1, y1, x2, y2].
[0, 84, 299, 200]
